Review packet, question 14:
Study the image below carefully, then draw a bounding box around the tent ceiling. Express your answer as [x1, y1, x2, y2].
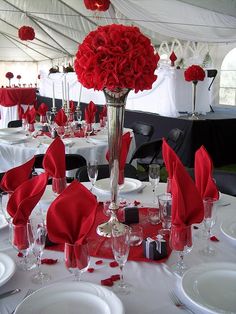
[0, 0, 235, 62]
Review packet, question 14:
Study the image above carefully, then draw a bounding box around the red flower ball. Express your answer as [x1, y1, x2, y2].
[18, 26, 35, 41]
[5, 72, 14, 79]
[84, 0, 110, 11]
[75, 24, 158, 93]
[184, 65, 205, 82]
[17, 75, 21, 79]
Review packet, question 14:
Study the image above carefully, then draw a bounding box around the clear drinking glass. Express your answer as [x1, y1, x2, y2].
[169, 225, 193, 276]
[199, 197, 218, 256]
[64, 242, 90, 281]
[27, 217, 51, 284]
[149, 164, 160, 204]
[111, 224, 132, 294]
[158, 193, 172, 235]
[87, 160, 98, 192]
[0, 191, 12, 224]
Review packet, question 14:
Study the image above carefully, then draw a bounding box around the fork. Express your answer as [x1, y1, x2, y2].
[169, 291, 195, 313]
[11, 289, 35, 314]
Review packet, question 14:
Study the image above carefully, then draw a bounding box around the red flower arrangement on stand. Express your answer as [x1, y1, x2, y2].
[84, 0, 110, 11]
[18, 26, 35, 41]
[17, 75, 21, 86]
[5, 72, 14, 87]
[184, 65, 205, 119]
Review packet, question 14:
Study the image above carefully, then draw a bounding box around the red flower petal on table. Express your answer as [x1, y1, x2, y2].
[109, 261, 119, 268]
[17, 252, 23, 257]
[41, 258, 58, 265]
[210, 236, 219, 242]
[87, 268, 95, 273]
[95, 260, 103, 265]
[110, 274, 120, 281]
[134, 200, 140, 206]
[101, 278, 113, 287]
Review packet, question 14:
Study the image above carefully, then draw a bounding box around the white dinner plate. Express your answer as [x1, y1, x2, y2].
[221, 218, 236, 241]
[94, 177, 142, 194]
[181, 262, 236, 313]
[0, 127, 24, 135]
[0, 253, 16, 287]
[0, 214, 8, 230]
[15, 281, 124, 314]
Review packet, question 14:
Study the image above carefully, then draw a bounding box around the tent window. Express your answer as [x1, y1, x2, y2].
[219, 48, 236, 106]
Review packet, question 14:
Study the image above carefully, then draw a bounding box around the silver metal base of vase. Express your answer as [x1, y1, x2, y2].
[96, 218, 127, 237]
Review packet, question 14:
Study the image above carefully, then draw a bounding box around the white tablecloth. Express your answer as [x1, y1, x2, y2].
[39, 68, 212, 118]
[0, 183, 236, 314]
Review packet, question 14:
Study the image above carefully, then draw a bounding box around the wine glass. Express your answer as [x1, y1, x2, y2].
[199, 197, 218, 256]
[158, 193, 172, 235]
[111, 224, 132, 294]
[169, 224, 193, 276]
[64, 242, 90, 281]
[27, 217, 51, 284]
[0, 191, 12, 224]
[149, 164, 160, 204]
[87, 160, 98, 192]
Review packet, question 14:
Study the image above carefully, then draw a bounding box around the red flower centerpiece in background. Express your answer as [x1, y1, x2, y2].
[169, 51, 177, 67]
[184, 65, 205, 119]
[17, 75, 21, 85]
[84, 0, 110, 11]
[5, 72, 14, 87]
[18, 26, 35, 41]
[75, 23, 158, 237]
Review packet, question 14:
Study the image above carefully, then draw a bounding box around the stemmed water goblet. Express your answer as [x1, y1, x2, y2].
[64, 241, 90, 281]
[87, 160, 98, 192]
[158, 193, 172, 235]
[111, 224, 132, 294]
[199, 197, 218, 256]
[27, 216, 51, 284]
[169, 225, 193, 276]
[149, 164, 160, 204]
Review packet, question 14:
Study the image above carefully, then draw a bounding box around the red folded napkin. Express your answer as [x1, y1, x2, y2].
[85, 101, 97, 123]
[18, 105, 24, 120]
[43, 137, 66, 178]
[54, 109, 67, 126]
[7, 173, 48, 249]
[69, 100, 76, 113]
[162, 138, 181, 179]
[46, 180, 98, 245]
[99, 105, 107, 119]
[106, 132, 132, 184]
[194, 146, 219, 200]
[21, 106, 29, 120]
[38, 103, 48, 116]
[0, 157, 35, 193]
[25, 107, 36, 124]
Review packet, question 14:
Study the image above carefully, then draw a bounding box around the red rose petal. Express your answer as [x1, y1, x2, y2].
[134, 200, 140, 206]
[17, 252, 23, 257]
[210, 236, 219, 242]
[101, 278, 113, 287]
[109, 261, 119, 268]
[87, 268, 95, 273]
[95, 260, 103, 265]
[41, 258, 58, 265]
[110, 274, 120, 281]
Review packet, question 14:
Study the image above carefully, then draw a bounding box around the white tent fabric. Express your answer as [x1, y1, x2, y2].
[0, 0, 235, 62]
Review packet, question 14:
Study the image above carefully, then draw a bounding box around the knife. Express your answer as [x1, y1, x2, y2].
[0, 288, 21, 299]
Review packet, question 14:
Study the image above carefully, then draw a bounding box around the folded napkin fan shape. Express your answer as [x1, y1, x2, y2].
[69, 100, 76, 113]
[85, 101, 97, 124]
[194, 145, 219, 200]
[46, 180, 98, 245]
[54, 109, 67, 126]
[25, 107, 36, 124]
[0, 156, 35, 193]
[38, 102, 48, 116]
[43, 137, 66, 179]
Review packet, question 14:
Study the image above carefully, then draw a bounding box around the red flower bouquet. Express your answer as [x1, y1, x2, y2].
[5, 72, 14, 79]
[184, 65, 205, 82]
[75, 24, 158, 93]
[17, 75, 21, 80]
[18, 26, 35, 41]
[84, 0, 110, 11]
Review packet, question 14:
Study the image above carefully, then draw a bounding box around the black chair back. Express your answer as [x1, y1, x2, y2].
[8, 120, 22, 128]
[131, 121, 154, 149]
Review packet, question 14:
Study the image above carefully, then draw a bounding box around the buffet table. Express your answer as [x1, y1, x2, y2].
[0, 183, 236, 314]
[39, 68, 212, 118]
[0, 88, 36, 128]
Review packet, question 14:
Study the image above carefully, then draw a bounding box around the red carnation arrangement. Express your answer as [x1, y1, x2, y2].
[75, 24, 158, 93]
[18, 26, 35, 41]
[184, 65, 205, 82]
[17, 75, 21, 79]
[5, 72, 14, 79]
[84, 0, 110, 11]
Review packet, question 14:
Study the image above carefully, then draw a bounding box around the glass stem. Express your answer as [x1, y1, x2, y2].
[119, 265, 124, 283]
[178, 252, 184, 269]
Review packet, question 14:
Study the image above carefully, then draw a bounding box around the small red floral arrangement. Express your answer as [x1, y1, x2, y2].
[5, 72, 14, 79]
[75, 24, 158, 93]
[84, 0, 110, 11]
[184, 65, 205, 82]
[18, 26, 35, 41]
[16, 75, 21, 79]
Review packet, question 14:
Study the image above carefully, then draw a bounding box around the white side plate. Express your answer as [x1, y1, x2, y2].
[94, 177, 142, 194]
[221, 218, 236, 241]
[0, 253, 16, 287]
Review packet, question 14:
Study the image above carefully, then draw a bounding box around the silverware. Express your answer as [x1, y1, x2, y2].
[169, 291, 195, 313]
[0, 289, 21, 300]
[220, 202, 231, 207]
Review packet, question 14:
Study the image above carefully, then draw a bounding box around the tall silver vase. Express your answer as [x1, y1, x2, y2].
[96, 88, 130, 237]
[189, 80, 199, 120]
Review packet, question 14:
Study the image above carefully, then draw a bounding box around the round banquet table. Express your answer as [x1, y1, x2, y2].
[0, 183, 236, 314]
